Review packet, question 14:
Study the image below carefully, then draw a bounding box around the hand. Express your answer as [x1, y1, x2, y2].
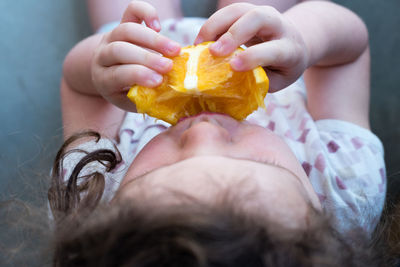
[91, 1, 181, 111]
[194, 3, 309, 92]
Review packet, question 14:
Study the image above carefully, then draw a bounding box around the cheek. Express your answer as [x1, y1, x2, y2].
[236, 129, 284, 157]
[237, 130, 303, 174]
[123, 134, 179, 181]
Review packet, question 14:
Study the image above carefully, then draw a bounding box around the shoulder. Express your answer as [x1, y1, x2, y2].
[307, 119, 385, 234]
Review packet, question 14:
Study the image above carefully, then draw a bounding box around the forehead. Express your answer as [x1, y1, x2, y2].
[114, 156, 311, 231]
[116, 156, 308, 210]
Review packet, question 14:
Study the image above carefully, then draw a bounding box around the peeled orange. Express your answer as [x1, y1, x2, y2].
[127, 42, 269, 125]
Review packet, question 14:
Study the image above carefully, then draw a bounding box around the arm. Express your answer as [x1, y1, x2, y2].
[61, 1, 181, 139]
[61, 34, 126, 139]
[86, 0, 182, 31]
[285, 1, 368, 68]
[284, 1, 370, 128]
[87, 0, 132, 31]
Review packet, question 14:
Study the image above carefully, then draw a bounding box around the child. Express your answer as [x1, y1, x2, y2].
[49, 0, 386, 265]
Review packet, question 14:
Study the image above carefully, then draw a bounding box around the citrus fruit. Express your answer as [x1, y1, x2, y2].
[127, 42, 269, 125]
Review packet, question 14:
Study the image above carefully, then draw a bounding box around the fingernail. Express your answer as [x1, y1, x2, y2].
[150, 73, 163, 85]
[230, 57, 244, 71]
[166, 41, 180, 54]
[210, 41, 223, 53]
[151, 19, 161, 31]
[194, 36, 203, 45]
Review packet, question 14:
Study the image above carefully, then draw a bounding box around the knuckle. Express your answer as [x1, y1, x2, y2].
[127, 1, 139, 13]
[225, 28, 236, 41]
[109, 68, 119, 91]
[92, 46, 101, 63]
[257, 6, 283, 32]
[119, 22, 133, 35]
[107, 42, 120, 59]
[128, 1, 156, 19]
[90, 66, 99, 85]
[275, 46, 285, 63]
[153, 33, 164, 48]
[247, 8, 266, 27]
[249, 8, 263, 18]
[98, 74, 108, 94]
[154, 34, 171, 52]
[241, 51, 255, 68]
[143, 51, 153, 65]
[231, 2, 253, 11]
[261, 5, 279, 15]
[113, 23, 130, 40]
[95, 50, 107, 66]
[264, 6, 282, 21]
[138, 67, 151, 83]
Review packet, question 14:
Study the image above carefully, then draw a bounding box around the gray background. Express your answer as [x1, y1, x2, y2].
[0, 0, 399, 265]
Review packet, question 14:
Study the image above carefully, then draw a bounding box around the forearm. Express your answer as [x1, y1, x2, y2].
[61, 34, 126, 139]
[63, 34, 104, 96]
[284, 1, 368, 67]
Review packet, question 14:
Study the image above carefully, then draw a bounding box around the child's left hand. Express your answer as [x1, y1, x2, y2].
[194, 3, 309, 92]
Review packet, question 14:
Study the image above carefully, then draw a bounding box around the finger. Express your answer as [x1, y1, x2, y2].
[109, 23, 181, 57]
[194, 3, 255, 45]
[210, 6, 283, 57]
[230, 40, 292, 71]
[121, 1, 161, 32]
[98, 41, 173, 74]
[100, 64, 164, 97]
[108, 23, 181, 57]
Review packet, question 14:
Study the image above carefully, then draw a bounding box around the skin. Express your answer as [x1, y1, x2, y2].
[60, 0, 371, 229]
[87, 0, 182, 31]
[113, 113, 322, 230]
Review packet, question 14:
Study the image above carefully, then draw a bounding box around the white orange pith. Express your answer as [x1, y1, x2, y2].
[127, 42, 269, 125]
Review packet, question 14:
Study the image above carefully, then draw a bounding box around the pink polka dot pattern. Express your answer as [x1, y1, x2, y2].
[296, 128, 310, 143]
[314, 153, 326, 173]
[302, 162, 312, 176]
[299, 117, 309, 131]
[327, 141, 340, 153]
[336, 176, 347, 190]
[351, 137, 364, 150]
[317, 193, 327, 202]
[267, 121, 275, 131]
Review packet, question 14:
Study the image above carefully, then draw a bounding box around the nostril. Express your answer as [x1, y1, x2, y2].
[180, 120, 230, 149]
[178, 111, 230, 123]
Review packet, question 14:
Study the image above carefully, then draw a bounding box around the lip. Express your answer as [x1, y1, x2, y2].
[172, 112, 241, 136]
[177, 111, 231, 123]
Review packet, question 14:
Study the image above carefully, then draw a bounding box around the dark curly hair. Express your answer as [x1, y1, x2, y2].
[48, 131, 385, 267]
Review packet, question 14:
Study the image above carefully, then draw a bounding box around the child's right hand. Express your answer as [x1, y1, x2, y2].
[91, 1, 181, 111]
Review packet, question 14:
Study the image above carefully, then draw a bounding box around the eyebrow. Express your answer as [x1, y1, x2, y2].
[120, 156, 303, 189]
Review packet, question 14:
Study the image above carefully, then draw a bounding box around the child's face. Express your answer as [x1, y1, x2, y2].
[114, 113, 321, 230]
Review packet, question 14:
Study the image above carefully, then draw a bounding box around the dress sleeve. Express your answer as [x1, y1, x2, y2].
[312, 119, 386, 235]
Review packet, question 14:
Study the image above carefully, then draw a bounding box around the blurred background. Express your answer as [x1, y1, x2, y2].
[0, 0, 399, 265]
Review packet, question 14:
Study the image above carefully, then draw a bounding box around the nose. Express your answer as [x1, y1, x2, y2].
[180, 117, 231, 156]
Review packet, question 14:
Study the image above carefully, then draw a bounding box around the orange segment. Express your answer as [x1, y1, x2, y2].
[127, 41, 269, 125]
[197, 45, 235, 91]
